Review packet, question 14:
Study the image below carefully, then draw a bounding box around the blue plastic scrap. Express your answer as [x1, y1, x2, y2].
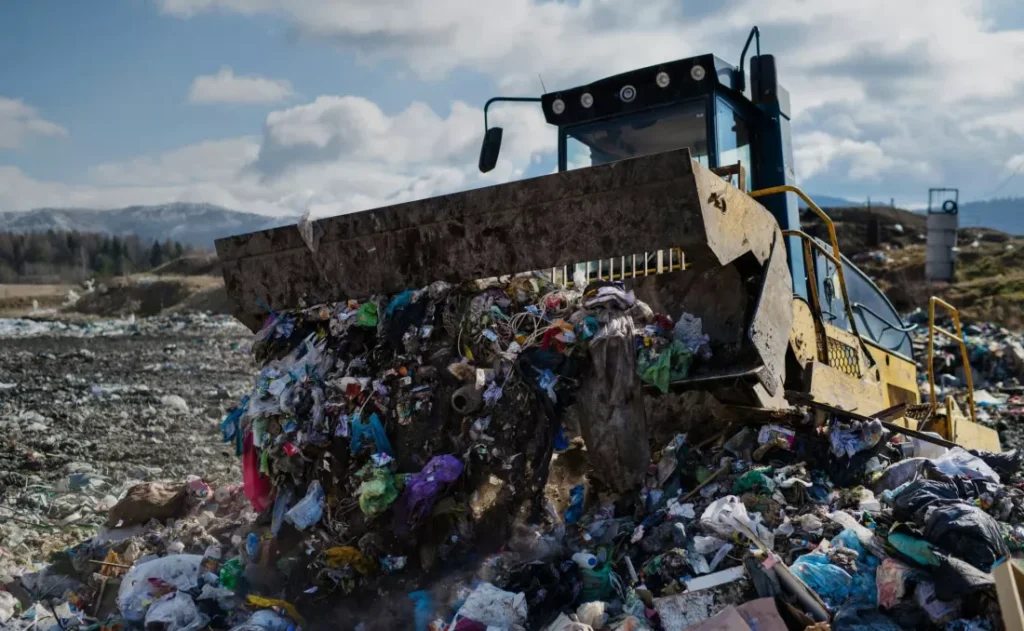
[350, 413, 393, 456]
[408, 590, 434, 631]
[385, 290, 415, 317]
[220, 396, 248, 456]
[565, 485, 585, 524]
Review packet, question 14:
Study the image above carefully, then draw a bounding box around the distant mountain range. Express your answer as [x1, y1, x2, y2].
[0, 203, 294, 249]
[800, 195, 1024, 236]
[2, 194, 1020, 252]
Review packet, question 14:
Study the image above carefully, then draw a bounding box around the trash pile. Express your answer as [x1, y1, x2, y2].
[908, 313, 1024, 449]
[5, 275, 1024, 630]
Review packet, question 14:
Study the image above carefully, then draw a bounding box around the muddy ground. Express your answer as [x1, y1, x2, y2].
[0, 316, 254, 565]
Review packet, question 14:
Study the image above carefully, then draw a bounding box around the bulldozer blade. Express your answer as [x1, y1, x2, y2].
[216, 148, 793, 399]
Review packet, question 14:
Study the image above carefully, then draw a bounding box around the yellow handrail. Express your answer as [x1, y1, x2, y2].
[927, 297, 977, 430]
[750, 186, 865, 351]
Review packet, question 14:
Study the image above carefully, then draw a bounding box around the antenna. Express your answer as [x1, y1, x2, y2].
[538, 74, 548, 93]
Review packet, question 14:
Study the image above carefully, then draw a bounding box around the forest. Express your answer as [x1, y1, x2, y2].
[0, 230, 198, 284]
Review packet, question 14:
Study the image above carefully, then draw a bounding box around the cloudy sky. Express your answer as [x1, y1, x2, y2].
[2, 0, 1024, 216]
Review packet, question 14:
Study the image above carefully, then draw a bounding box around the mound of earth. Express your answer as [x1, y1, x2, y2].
[70, 278, 199, 317]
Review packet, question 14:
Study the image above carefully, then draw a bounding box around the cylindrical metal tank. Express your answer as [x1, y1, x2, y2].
[926, 200, 958, 281]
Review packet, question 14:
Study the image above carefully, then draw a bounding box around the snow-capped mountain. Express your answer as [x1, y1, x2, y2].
[0, 203, 296, 248]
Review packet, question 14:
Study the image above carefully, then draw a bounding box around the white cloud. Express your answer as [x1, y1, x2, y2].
[0, 97, 552, 216]
[187, 66, 294, 104]
[154, 0, 1024, 203]
[794, 131, 931, 182]
[7, 0, 1024, 214]
[0, 97, 68, 150]
[90, 137, 260, 186]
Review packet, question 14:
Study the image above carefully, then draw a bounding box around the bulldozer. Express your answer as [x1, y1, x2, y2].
[215, 27, 998, 452]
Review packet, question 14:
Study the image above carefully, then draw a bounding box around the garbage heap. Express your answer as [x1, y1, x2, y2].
[907, 313, 1024, 449]
[5, 275, 1024, 631]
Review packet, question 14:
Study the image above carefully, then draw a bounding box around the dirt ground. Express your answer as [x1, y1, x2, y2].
[0, 284, 74, 316]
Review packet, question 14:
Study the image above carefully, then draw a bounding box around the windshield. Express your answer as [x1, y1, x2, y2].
[564, 99, 709, 170]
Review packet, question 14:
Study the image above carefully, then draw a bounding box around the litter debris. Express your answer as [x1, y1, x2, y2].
[4, 272, 1024, 631]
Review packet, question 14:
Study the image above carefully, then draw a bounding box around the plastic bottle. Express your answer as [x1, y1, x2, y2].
[572, 552, 598, 569]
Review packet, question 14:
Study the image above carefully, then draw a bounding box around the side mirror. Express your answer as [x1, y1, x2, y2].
[478, 127, 503, 173]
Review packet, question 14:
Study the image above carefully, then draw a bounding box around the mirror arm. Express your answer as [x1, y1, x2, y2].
[483, 96, 543, 131]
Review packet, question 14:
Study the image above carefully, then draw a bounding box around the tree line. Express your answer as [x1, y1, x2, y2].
[0, 230, 200, 284]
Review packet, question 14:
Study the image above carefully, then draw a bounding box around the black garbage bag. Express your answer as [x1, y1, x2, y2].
[891, 479, 961, 523]
[933, 552, 996, 601]
[889, 475, 1001, 521]
[922, 502, 1008, 571]
[968, 448, 1022, 481]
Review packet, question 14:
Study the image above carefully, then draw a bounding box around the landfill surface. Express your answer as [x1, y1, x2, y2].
[2, 280, 1024, 631]
[0, 314, 253, 566]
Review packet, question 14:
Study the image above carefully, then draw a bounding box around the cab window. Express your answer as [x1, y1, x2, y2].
[715, 97, 752, 190]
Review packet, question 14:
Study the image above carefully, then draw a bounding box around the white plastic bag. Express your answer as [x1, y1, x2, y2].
[144, 592, 209, 631]
[913, 432, 949, 459]
[453, 583, 528, 630]
[700, 495, 775, 549]
[118, 554, 202, 622]
[933, 447, 1000, 483]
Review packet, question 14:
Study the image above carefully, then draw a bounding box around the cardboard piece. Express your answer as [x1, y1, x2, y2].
[687, 597, 788, 631]
[994, 558, 1024, 631]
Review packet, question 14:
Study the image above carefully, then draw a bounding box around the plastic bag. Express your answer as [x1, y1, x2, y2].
[284, 480, 324, 530]
[693, 535, 727, 555]
[326, 546, 374, 574]
[578, 310, 650, 492]
[887, 532, 940, 566]
[871, 458, 929, 495]
[912, 433, 948, 459]
[637, 340, 693, 393]
[932, 447, 1000, 483]
[914, 581, 961, 623]
[229, 610, 293, 631]
[564, 485, 585, 524]
[829, 419, 883, 458]
[832, 529, 867, 562]
[832, 604, 902, 631]
[118, 554, 202, 622]
[242, 431, 273, 512]
[393, 455, 463, 534]
[356, 301, 378, 327]
[145, 592, 209, 631]
[876, 558, 916, 609]
[409, 590, 434, 631]
[732, 467, 775, 494]
[673, 312, 711, 359]
[356, 463, 400, 516]
[922, 502, 1008, 571]
[968, 448, 1022, 480]
[453, 583, 528, 630]
[271, 486, 294, 537]
[790, 553, 853, 609]
[700, 495, 774, 549]
[891, 479, 960, 523]
[350, 412, 393, 456]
